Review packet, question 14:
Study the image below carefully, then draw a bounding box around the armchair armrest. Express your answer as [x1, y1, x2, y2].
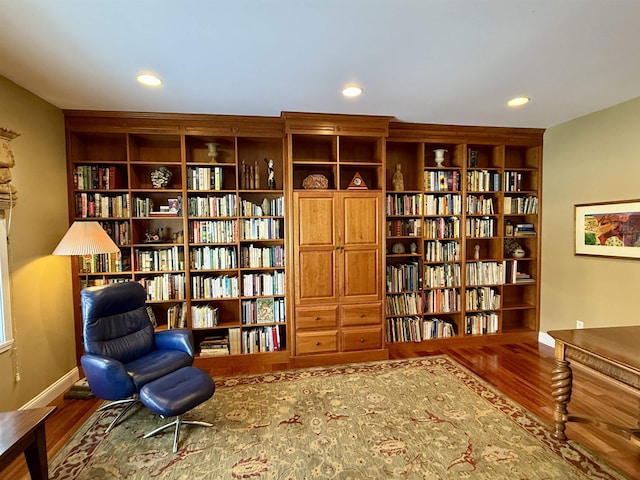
[155, 329, 194, 358]
[81, 354, 137, 400]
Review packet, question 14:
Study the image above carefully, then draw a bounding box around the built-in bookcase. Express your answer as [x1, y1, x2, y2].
[384, 123, 543, 350]
[64, 113, 288, 364]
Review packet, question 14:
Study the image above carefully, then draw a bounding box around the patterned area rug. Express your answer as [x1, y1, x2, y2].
[50, 356, 628, 479]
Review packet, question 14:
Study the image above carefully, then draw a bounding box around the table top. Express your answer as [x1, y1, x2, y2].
[0, 406, 56, 458]
[548, 326, 640, 372]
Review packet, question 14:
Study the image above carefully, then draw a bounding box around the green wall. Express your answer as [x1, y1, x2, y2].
[0, 75, 76, 410]
[541, 96, 640, 334]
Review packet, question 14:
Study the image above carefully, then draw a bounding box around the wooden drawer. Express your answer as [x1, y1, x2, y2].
[342, 327, 382, 351]
[296, 305, 339, 330]
[341, 303, 382, 327]
[296, 330, 339, 355]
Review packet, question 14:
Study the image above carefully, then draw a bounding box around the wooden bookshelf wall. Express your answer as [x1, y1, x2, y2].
[63, 111, 543, 368]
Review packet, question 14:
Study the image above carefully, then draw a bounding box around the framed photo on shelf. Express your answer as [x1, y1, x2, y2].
[575, 199, 640, 259]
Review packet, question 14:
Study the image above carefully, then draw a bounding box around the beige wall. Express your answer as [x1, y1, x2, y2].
[0, 75, 76, 410]
[541, 96, 640, 333]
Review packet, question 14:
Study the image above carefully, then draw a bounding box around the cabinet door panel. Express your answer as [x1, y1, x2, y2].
[342, 195, 379, 245]
[342, 249, 381, 300]
[296, 194, 335, 247]
[296, 250, 337, 303]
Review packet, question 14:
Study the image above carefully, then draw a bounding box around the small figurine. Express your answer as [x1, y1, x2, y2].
[392, 163, 404, 191]
[474, 244, 480, 260]
[265, 158, 275, 189]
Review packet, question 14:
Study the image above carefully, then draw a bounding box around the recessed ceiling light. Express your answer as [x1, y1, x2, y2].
[137, 73, 163, 87]
[342, 85, 363, 97]
[508, 96, 530, 107]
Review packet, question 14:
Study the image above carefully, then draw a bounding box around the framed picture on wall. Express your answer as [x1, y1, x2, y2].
[575, 199, 640, 259]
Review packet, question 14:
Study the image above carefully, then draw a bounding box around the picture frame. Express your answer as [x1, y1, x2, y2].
[575, 199, 640, 259]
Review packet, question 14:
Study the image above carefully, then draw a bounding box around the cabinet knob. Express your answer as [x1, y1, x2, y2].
[316, 342, 321, 346]
[360, 338, 365, 343]
[315, 316, 321, 321]
[360, 313, 365, 318]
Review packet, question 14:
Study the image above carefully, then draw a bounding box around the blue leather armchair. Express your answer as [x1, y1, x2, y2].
[80, 281, 194, 432]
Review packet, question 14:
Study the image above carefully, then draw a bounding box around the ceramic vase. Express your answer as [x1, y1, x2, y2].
[434, 149, 447, 166]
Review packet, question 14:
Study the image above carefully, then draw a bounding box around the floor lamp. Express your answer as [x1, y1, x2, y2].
[53, 221, 120, 287]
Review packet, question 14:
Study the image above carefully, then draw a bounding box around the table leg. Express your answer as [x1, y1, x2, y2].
[551, 358, 573, 440]
[23, 424, 49, 480]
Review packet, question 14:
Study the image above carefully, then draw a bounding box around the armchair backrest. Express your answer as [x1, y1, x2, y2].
[81, 282, 155, 363]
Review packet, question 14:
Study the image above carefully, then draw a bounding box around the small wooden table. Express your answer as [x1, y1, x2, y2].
[0, 406, 56, 480]
[549, 326, 640, 447]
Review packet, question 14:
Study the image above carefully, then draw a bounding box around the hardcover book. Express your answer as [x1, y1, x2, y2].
[256, 297, 275, 323]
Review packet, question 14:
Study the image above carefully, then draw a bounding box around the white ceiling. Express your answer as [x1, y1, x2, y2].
[1, 0, 640, 129]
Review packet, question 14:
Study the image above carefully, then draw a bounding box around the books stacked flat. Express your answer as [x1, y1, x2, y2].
[199, 335, 229, 356]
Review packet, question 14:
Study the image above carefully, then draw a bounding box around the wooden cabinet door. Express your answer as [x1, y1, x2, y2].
[293, 192, 338, 304]
[339, 193, 382, 303]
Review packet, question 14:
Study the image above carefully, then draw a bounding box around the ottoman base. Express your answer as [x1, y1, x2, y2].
[139, 366, 215, 453]
[143, 416, 213, 453]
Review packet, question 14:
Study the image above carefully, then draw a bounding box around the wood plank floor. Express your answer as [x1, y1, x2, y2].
[3, 341, 639, 479]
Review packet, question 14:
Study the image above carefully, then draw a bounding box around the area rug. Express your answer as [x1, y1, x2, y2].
[49, 356, 628, 479]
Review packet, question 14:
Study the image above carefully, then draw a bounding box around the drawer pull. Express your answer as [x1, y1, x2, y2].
[316, 342, 321, 346]
[360, 338, 365, 342]
[315, 316, 321, 321]
[360, 313, 365, 318]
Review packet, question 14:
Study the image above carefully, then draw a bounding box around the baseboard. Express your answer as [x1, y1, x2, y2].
[21, 367, 80, 409]
[538, 331, 555, 348]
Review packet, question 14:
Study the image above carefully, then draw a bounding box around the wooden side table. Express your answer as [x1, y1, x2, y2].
[0, 406, 56, 480]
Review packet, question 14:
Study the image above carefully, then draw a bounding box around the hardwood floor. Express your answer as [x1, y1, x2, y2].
[3, 342, 638, 479]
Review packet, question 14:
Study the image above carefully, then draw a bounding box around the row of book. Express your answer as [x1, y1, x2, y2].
[190, 219, 238, 243]
[140, 273, 185, 301]
[465, 313, 499, 335]
[199, 325, 285, 356]
[75, 192, 130, 218]
[386, 219, 421, 237]
[503, 196, 538, 214]
[386, 262, 421, 292]
[167, 302, 188, 329]
[424, 240, 460, 262]
[190, 246, 238, 270]
[424, 217, 460, 239]
[424, 194, 462, 215]
[191, 304, 219, 329]
[424, 170, 460, 192]
[99, 220, 130, 245]
[240, 244, 285, 269]
[467, 170, 501, 192]
[239, 218, 283, 240]
[465, 287, 501, 311]
[386, 292, 422, 316]
[191, 274, 239, 299]
[186, 166, 224, 191]
[241, 271, 286, 296]
[135, 246, 185, 272]
[385, 193, 422, 216]
[466, 194, 495, 215]
[466, 217, 495, 238]
[241, 297, 286, 324]
[187, 194, 237, 217]
[424, 288, 460, 313]
[424, 263, 461, 288]
[386, 316, 456, 343]
[82, 251, 127, 273]
[74, 165, 124, 190]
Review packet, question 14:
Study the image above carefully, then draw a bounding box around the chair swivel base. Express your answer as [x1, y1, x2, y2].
[96, 397, 139, 433]
[143, 415, 213, 453]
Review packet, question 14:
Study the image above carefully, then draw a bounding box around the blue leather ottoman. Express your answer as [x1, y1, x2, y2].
[139, 366, 215, 452]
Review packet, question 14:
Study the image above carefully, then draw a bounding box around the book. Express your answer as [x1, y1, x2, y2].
[256, 297, 275, 323]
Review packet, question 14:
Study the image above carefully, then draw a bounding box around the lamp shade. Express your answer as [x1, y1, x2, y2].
[53, 221, 120, 256]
